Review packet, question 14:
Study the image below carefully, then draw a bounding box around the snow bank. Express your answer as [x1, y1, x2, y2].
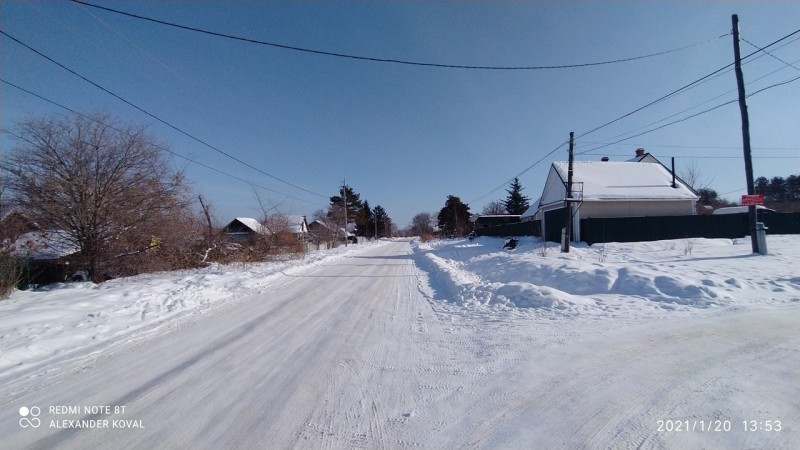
[412, 235, 800, 318]
[0, 241, 391, 381]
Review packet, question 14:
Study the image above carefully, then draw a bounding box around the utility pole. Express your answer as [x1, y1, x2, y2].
[342, 179, 348, 247]
[732, 14, 759, 254]
[562, 131, 574, 253]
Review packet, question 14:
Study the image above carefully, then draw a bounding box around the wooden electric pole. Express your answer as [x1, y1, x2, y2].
[562, 131, 575, 253]
[342, 179, 348, 247]
[732, 14, 759, 254]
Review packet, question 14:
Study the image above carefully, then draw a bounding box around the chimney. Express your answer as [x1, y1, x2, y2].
[635, 148, 646, 157]
[601, 156, 609, 162]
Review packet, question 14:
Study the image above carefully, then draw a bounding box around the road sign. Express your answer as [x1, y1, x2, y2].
[741, 194, 764, 206]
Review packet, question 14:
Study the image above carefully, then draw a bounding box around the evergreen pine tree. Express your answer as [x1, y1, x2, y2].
[358, 200, 373, 238]
[502, 178, 530, 215]
[328, 184, 363, 238]
[437, 195, 471, 236]
[373, 205, 390, 237]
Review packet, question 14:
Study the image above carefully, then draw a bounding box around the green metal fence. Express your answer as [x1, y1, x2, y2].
[475, 212, 800, 244]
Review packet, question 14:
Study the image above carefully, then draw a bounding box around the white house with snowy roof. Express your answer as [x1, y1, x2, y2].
[223, 217, 266, 241]
[522, 159, 699, 242]
[224, 216, 308, 242]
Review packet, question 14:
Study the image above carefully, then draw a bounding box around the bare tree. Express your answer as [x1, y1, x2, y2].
[680, 160, 713, 190]
[6, 112, 193, 282]
[310, 208, 338, 248]
[481, 200, 506, 215]
[410, 212, 434, 239]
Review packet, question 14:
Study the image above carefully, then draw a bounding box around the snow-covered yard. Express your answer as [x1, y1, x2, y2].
[414, 234, 800, 319]
[1, 235, 798, 448]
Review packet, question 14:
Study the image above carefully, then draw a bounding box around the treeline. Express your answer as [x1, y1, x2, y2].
[755, 175, 800, 207]
[0, 112, 393, 297]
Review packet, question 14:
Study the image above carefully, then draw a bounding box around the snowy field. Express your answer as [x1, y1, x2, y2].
[1, 235, 799, 449]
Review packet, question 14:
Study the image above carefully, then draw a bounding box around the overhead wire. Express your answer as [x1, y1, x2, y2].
[0, 78, 327, 207]
[583, 56, 800, 147]
[467, 140, 568, 204]
[70, 0, 725, 71]
[468, 28, 799, 205]
[576, 74, 800, 156]
[574, 28, 800, 141]
[0, 29, 329, 200]
[741, 36, 800, 71]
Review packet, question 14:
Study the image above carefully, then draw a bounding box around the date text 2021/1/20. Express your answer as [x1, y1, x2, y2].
[657, 420, 782, 432]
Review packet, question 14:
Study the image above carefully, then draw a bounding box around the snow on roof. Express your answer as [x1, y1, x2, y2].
[12, 230, 79, 260]
[712, 205, 775, 215]
[234, 217, 265, 234]
[551, 161, 698, 201]
[521, 197, 541, 219]
[284, 215, 308, 234]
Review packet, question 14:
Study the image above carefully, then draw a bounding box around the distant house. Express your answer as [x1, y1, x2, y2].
[224, 215, 309, 248]
[522, 156, 698, 242]
[469, 214, 521, 230]
[5, 215, 82, 285]
[1, 210, 39, 239]
[264, 215, 308, 240]
[223, 217, 265, 242]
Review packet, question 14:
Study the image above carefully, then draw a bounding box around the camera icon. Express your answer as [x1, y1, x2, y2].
[19, 406, 41, 428]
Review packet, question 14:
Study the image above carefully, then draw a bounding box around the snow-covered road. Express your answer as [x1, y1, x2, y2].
[2, 239, 798, 449]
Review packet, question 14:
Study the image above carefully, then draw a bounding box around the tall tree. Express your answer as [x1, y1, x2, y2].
[768, 176, 787, 203]
[755, 176, 769, 197]
[328, 184, 363, 235]
[410, 212, 434, 238]
[373, 205, 390, 238]
[358, 200, 374, 238]
[6, 112, 192, 282]
[437, 195, 471, 236]
[787, 175, 800, 201]
[503, 178, 530, 215]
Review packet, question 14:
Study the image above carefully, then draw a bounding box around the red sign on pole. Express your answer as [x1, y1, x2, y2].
[741, 194, 764, 206]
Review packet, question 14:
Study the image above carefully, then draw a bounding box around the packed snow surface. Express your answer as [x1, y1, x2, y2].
[1, 236, 799, 449]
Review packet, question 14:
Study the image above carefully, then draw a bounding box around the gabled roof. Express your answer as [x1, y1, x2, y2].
[521, 197, 541, 219]
[224, 217, 265, 234]
[284, 215, 308, 234]
[626, 152, 660, 163]
[309, 219, 331, 230]
[263, 215, 308, 234]
[539, 161, 698, 209]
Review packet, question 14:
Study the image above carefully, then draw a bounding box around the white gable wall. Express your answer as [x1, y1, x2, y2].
[540, 165, 568, 208]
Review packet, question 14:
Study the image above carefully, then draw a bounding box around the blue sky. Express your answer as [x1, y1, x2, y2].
[2, 1, 798, 228]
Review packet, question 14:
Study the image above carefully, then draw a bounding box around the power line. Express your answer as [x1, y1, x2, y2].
[467, 140, 568, 205]
[741, 36, 800, 71]
[576, 154, 797, 160]
[575, 28, 800, 140]
[583, 56, 800, 147]
[0, 29, 329, 200]
[580, 142, 800, 151]
[70, 0, 725, 71]
[576, 74, 800, 156]
[0, 78, 326, 207]
[470, 28, 800, 205]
